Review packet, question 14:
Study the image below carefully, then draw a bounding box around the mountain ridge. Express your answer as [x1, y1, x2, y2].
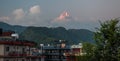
[0, 22, 94, 44]
[0, 22, 26, 33]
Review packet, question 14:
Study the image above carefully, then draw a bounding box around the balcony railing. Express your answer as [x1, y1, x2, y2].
[8, 52, 29, 56]
[0, 40, 35, 46]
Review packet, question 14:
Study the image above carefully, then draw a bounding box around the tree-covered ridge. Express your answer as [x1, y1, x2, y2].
[0, 22, 26, 34]
[20, 26, 94, 44]
[0, 22, 94, 44]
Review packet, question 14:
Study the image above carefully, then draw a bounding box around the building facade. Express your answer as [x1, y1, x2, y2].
[39, 40, 71, 61]
[65, 43, 83, 61]
[0, 29, 45, 61]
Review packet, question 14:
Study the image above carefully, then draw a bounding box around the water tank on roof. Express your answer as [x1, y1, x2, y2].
[59, 40, 62, 42]
[11, 33, 19, 39]
[79, 43, 82, 46]
[40, 44, 44, 47]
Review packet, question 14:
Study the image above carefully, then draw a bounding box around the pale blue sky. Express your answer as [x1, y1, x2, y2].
[0, 0, 120, 31]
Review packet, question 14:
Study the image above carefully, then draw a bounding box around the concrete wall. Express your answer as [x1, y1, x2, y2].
[4, 58, 26, 61]
[4, 45, 31, 56]
[0, 58, 4, 61]
[0, 45, 4, 55]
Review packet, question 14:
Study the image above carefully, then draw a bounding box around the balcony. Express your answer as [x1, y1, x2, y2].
[0, 40, 35, 46]
[8, 52, 29, 57]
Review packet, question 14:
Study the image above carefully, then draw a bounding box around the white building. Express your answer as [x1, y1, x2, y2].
[71, 43, 83, 56]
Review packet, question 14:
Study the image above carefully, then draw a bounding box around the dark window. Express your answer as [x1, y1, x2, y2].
[6, 47, 9, 51]
[22, 59, 24, 61]
[31, 59, 36, 61]
[5, 60, 9, 61]
[22, 48, 25, 53]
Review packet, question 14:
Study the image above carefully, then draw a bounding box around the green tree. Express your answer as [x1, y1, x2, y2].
[83, 42, 95, 56]
[94, 18, 120, 61]
[78, 42, 95, 61]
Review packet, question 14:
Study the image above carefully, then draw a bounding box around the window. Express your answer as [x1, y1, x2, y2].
[5, 60, 9, 61]
[22, 48, 25, 53]
[6, 46, 9, 52]
[31, 59, 36, 61]
[22, 59, 25, 61]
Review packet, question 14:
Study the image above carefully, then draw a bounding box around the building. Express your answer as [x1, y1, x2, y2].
[39, 40, 71, 61]
[71, 43, 83, 56]
[0, 29, 45, 61]
[65, 43, 83, 61]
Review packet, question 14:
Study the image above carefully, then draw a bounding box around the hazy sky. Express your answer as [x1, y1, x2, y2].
[0, 0, 120, 31]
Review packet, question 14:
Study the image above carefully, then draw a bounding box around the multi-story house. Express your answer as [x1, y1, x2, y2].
[39, 40, 71, 61]
[0, 29, 45, 61]
[64, 43, 83, 61]
[71, 43, 83, 56]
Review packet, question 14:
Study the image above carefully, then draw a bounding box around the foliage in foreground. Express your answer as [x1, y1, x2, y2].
[78, 18, 120, 61]
[94, 18, 120, 61]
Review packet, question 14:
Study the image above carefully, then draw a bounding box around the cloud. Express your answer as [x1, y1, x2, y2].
[0, 5, 42, 26]
[0, 16, 10, 21]
[13, 8, 25, 20]
[29, 5, 40, 15]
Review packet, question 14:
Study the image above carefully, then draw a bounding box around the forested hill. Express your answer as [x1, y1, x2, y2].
[0, 22, 94, 44]
[20, 27, 94, 44]
[0, 22, 26, 34]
